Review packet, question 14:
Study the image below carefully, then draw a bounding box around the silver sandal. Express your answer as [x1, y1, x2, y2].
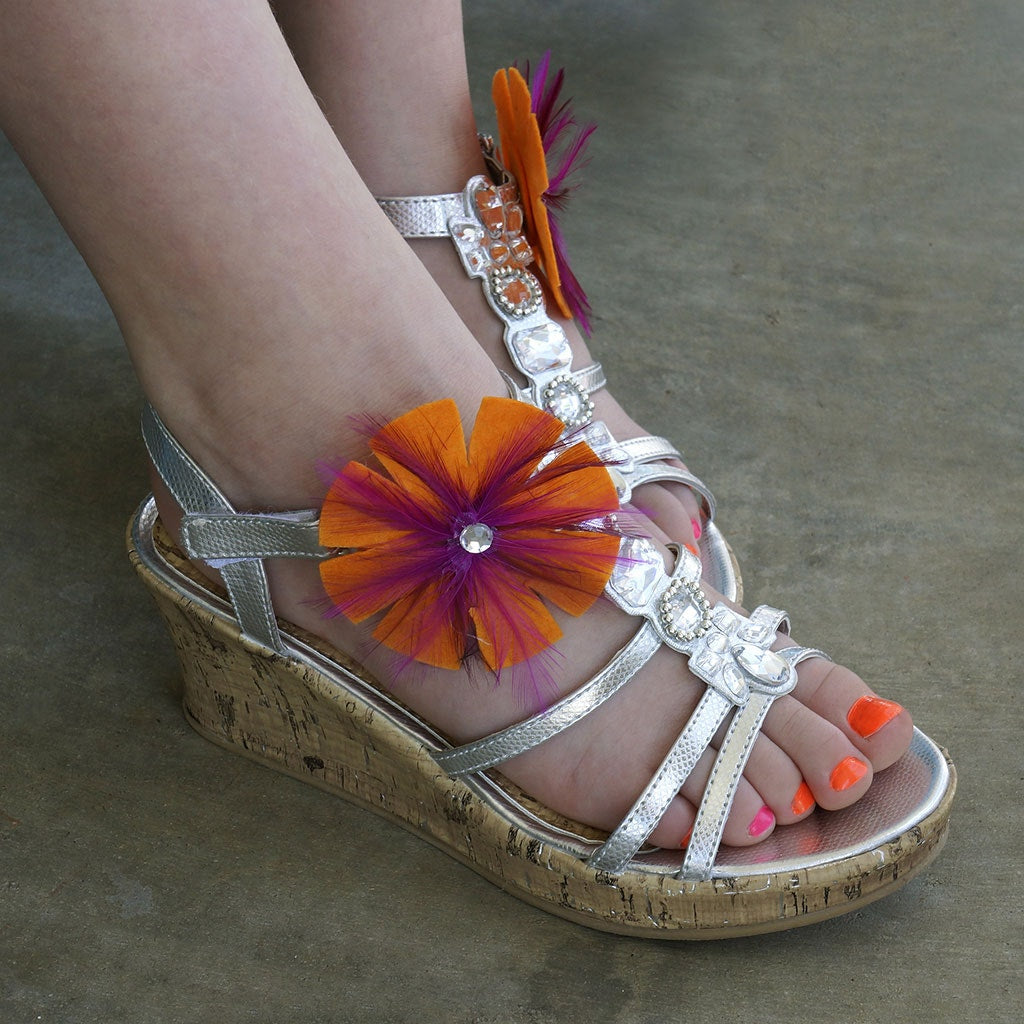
[129, 400, 954, 939]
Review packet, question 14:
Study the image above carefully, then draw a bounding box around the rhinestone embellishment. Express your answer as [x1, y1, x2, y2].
[658, 578, 713, 644]
[489, 267, 543, 318]
[458, 523, 494, 553]
[511, 322, 572, 374]
[732, 642, 790, 686]
[608, 537, 663, 610]
[541, 374, 594, 428]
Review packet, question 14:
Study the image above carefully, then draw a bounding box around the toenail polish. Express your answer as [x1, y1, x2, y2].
[680, 827, 693, 850]
[748, 805, 775, 838]
[847, 695, 903, 738]
[691, 517, 703, 541]
[830, 756, 868, 792]
[791, 781, 815, 816]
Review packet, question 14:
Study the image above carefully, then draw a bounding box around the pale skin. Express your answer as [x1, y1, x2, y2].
[0, 0, 913, 851]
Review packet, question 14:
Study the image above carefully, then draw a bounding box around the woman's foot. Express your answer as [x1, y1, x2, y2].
[262, 479, 912, 852]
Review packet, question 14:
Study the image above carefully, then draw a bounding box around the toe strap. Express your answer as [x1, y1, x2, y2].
[677, 644, 829, 881]
[437, 532, 831, 880]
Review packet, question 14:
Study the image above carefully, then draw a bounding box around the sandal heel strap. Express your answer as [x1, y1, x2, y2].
[180, 511, 326, 562]
[141, 403, 322, 656]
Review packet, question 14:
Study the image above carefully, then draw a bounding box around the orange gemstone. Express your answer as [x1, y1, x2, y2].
[505, 205, 524, 234]
[502, 279, 531, 307]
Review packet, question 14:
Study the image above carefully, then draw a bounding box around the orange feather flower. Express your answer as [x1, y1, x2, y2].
[318, 397, 621, 672]
[492, 55, 595, 333]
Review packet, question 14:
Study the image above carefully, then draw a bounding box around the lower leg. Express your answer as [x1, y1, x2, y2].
[0, 0, 502, 510]
[0, 0, 912, 852]
[273, 0, 704, 540]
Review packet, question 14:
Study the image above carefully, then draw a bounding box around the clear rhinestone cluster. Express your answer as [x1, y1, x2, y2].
[542, 374, 594, 428]
[658, 578, 713, 644]
[686, 605, 796, 699]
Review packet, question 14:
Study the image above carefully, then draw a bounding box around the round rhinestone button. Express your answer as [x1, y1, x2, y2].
[459, 523, 494, 553]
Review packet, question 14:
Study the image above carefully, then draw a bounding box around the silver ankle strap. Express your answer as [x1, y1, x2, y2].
[377, 193, 464, 238]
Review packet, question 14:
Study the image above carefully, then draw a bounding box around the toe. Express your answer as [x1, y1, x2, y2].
[740, 731, 817, 825]
[630, 481, 702, 552]
[677, 747, 780, 846]
[759, 692, 875, 811]
[790, 658, 914, 771]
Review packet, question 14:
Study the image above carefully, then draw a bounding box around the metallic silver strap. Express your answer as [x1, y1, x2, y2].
[678, 644, 830, 881]
[573, 362, 607, 395]
[623, 463, 717, 521]
[436, 621, 662, 777]
[588, 686, 733, 873]
[180, 511, 328, 562]
[142, 403, 298, 655]
[587, 602, 797, 872]
[377, 193, 464, 237]
[617, 436, 682, 464]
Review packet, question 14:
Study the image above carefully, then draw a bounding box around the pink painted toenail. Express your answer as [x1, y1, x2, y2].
[830, 756, 868, 792]
[691, 517, 703, 540]
[748, 805, 775, 838]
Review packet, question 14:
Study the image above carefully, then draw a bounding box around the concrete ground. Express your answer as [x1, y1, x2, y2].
[2, 2, 1020, 1021]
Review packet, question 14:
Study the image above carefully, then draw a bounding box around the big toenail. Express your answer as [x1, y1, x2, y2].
[847, 695, 903, 738]
[830, 756, 868, 792]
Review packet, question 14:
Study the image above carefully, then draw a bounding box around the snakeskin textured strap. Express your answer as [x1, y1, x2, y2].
[377, 193, 464, 237]
[435, 621, 662, 776]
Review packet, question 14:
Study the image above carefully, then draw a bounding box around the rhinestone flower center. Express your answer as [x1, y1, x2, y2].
[458, 523, 494, 553]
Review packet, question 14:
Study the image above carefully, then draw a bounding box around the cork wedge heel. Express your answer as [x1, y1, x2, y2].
[127, 401, 955, 940]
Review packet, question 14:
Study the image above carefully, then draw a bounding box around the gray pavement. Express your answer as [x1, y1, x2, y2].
[2, 2, 1020, 1021]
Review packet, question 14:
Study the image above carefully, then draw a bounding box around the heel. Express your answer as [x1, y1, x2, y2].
[128, 498, 451, 830]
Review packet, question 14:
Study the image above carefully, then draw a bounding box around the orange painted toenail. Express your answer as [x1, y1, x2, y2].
[791, 781, 815, 816]
[847, 695, 903, 738]
[680, 827, 693, 850]
[748, 805, 775, 838]
[830, 756, 868, 792]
